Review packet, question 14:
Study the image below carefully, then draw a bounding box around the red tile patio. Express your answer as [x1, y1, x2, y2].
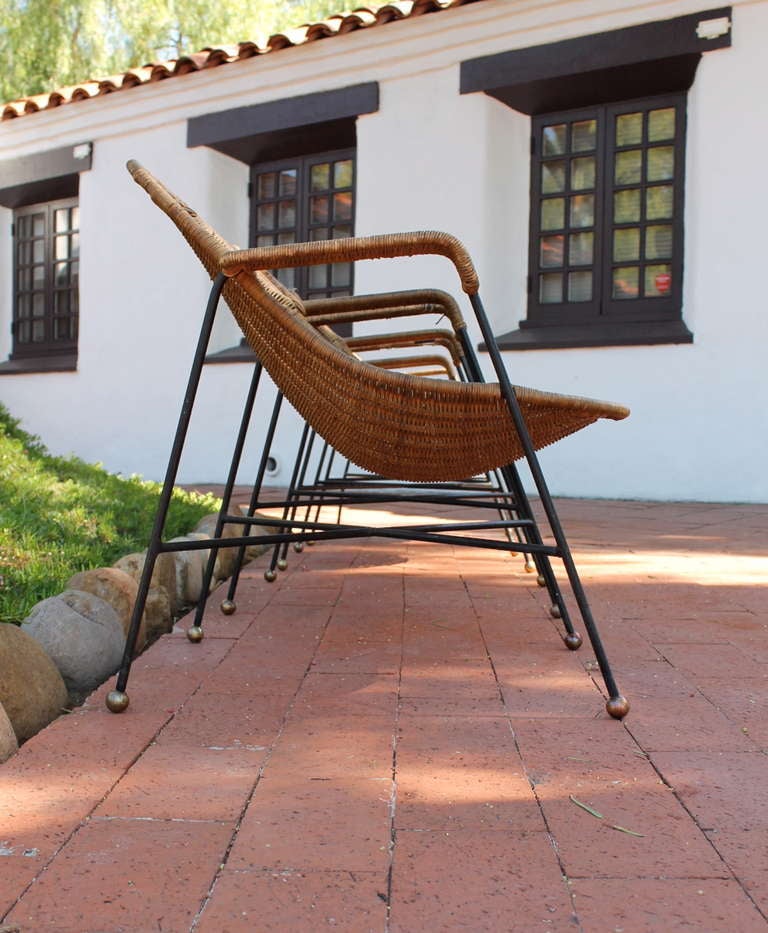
[1, 496, 766, 932]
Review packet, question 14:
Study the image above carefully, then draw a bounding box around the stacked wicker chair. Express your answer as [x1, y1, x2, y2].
[106, 160, 630, 720]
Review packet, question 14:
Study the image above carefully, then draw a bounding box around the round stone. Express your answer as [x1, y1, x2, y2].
[0, 700, 19, 762]
[67, 567, 147, 651]
[114, 551, 178, 616]
[22, 589, 126, 699]
[0, 622, 68, 742]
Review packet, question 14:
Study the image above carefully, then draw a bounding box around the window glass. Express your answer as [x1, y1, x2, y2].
[529, 95, 684, 324]
[12, 198, 79, 358]
[251, 150, 355, 302]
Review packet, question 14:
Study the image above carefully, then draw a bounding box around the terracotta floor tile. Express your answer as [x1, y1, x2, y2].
[655, 642, 768, 679]
[266, 715, 395, 779]
[0, 753, 124, 857]
[652, 751, 768, 832]
[395, 716, 540, 832]
[389, 829, 574, 932]
[130, 633, 233, 672]
[196, 868, 388, 932]
[542, 789, 729, 880]
[156, 690, 288, 748]
[623, 694, 756, 752]
[500, 669, 607, 718]
[95, 744, 264, 821]
[0, 855, 42, 916]
[696, 678, 768, 747]
[400, 658, 499, 699]
[310, 641, 402, 674]
[6, 818, 234, 933]
[229, 775, 392, 871]
[571, 877, 766, 932]
[290, 672, 398, 717]
[706, 828, 768, 914]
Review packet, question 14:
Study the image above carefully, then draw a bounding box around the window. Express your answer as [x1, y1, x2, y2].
[250, 149, 355, 301]
[12, 198, 79, 360]
[525, 95, 688, 342]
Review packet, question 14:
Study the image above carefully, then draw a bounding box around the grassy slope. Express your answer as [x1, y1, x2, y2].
[0, 405, 220, 624]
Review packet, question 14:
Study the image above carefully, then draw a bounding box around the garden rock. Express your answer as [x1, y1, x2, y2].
[194, 514, 249, 579]
[22, 590, 125, 700]
[66, 567, 147, 652]
[0, 700, 19, 762]
[0, 622, 68, 743]
[143, 586, 172, 642]
[169, 536, 209, 605]
[113, 551, 178, 616]
[239, 508, 280, 560]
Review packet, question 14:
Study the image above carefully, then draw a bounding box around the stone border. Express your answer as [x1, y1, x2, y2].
[0, 510, 276, 761]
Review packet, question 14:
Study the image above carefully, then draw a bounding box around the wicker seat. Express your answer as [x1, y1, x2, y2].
[107, 160, 630, 720]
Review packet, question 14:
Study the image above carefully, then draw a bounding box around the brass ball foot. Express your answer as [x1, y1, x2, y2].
[187, 626, 204, 643]
[606, 695, 630, 720]
[264, 568, 277, 583]
[550, 604, 561, 619]
[563, 632, 583, 650]
[537, 574, 547, 587]
[106, 690, 129, 713]
[220, 599, 236, 616]
[293, 542, 304, 553]
[277, 558, 288, 571]
[524, 560, 537, 574]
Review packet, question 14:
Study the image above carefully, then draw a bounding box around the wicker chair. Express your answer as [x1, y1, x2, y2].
[106, 160, 630, 720]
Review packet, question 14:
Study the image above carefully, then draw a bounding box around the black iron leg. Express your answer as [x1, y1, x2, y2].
[222, 389, 285, 610]
[106, 273, 228, 713]
[187, 361, 264, 640]
[469, 293, 628, 719]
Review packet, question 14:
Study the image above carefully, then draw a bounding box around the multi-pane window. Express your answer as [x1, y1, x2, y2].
[250, 149, 355, 301]
[12, 198, 79, 358]
[528, 95, 685, 327]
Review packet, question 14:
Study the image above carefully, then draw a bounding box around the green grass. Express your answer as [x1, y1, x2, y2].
[0, 404, 221, 624]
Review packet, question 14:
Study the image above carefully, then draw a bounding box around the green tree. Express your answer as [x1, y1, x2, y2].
[0, 0, 376, 103]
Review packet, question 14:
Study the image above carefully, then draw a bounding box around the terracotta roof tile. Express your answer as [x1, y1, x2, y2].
[2, 0, 486, 120]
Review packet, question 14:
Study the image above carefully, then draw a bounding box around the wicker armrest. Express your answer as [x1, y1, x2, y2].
[346, 329, 463, 366]
[220, 232, 480, 294]
[303, 289, 467, 332]
[369, 353, 458, 381]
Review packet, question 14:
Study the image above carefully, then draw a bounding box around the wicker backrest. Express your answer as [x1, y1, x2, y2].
[128, 161, 628, 482]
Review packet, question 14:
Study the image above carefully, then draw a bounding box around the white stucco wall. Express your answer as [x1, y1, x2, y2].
[0, 0, 766, 501]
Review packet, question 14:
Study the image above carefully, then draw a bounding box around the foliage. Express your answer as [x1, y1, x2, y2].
[0, 404, 220, 624]
[0, 0, 379, 102]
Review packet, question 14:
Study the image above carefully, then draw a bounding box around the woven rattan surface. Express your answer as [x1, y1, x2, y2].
[128, 160, 629, 483]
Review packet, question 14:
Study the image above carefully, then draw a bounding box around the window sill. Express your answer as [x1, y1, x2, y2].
[0, 353, 77, 374]
[483, 319, 693, 352]
[204, 344, 257, 364]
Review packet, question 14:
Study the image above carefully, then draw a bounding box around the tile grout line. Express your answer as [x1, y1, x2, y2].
[383, 560, 406, 933]
[187, 561, 340, 932]
[462, 568, 587, 932]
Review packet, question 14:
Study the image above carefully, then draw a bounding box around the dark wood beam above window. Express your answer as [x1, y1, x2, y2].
[0, 143, 92, 208]
[187, 83, 379, 163]
[460, 7, 731, 114]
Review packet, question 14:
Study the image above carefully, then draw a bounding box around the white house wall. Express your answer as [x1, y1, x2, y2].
[0, 0, 766, 501]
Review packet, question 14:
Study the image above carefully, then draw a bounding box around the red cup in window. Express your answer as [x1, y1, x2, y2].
[655, 272, 672, 295]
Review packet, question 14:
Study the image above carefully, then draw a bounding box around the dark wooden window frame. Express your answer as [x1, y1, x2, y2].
[8, 197, 79, 367]
[523, 94, 688, 339]
[462, 8, 732, 349]
[250, 148, 356, 300]
[207, 147, 357, 363]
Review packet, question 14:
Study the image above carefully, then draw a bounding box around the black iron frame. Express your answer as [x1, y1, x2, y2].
[107, 272, 629, 720]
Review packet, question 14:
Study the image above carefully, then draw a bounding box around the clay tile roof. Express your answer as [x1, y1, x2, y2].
[1, 0, 485, 120]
